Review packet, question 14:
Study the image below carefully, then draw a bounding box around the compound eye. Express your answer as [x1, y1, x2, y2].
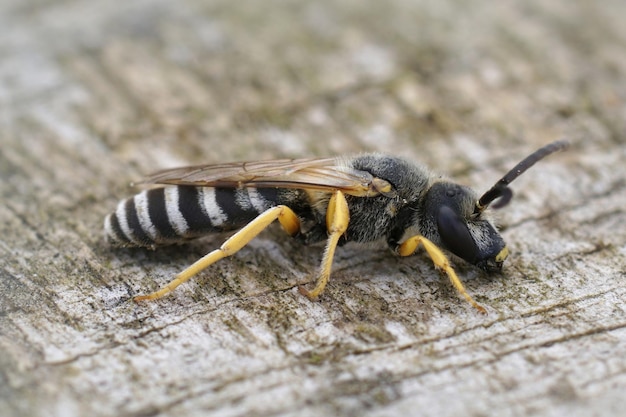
[437, 205, 479, 263]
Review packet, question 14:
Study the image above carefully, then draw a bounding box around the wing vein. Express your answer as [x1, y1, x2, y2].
[137, 157, 376, 195]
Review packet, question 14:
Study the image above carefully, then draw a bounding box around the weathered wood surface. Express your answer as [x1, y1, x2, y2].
[1, 1, 625, 416]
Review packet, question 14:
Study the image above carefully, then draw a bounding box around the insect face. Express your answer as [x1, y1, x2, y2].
[421, 182, 508, 272]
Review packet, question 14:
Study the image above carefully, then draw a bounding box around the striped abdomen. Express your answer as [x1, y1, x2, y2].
[104, 186, 289, 248]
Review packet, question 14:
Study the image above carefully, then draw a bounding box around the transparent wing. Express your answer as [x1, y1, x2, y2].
[138, 157, 378, 195]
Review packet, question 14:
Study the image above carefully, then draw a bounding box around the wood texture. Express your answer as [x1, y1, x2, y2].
[1, 1, 625, 416]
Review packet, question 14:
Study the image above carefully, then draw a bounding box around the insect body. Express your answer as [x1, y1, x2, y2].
[105, 141, 569, 312]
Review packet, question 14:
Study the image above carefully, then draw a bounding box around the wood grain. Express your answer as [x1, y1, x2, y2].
[1, 1, 625, 416]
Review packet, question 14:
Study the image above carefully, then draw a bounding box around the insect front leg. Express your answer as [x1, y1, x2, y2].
[134, 205, 301, 301]
[298, 190, 349, 300]
[396, 235, 487, 314]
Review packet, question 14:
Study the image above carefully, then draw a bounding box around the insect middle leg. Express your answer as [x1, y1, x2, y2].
[397, 235, 487, 314]
[134, 205, 301, 301]
[299, 190, 349, 300]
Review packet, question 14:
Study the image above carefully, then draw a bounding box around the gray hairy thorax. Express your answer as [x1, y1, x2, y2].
[341, 154, 432, 244]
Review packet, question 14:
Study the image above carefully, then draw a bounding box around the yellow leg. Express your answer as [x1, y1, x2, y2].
[299, 191, 349, 300]
[398, 235, 487, 314]
[134, 205, 301, 301]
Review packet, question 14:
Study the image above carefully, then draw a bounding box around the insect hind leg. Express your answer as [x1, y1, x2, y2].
[397, 235, 487, 314]
[134, 205, 301, 301]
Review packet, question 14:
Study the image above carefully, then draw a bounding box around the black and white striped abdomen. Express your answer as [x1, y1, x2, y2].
[104, 186, 283, 248]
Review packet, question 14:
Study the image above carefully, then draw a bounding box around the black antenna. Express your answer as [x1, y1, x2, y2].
[475, 140, 570, 212]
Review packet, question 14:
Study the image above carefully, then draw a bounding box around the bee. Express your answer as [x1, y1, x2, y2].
[104, 140, 569, 312]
